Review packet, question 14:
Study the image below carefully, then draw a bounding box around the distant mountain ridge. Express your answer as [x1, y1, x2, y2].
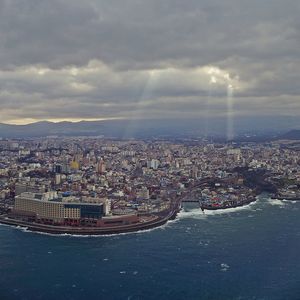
[0, 119, 299, 140]
[278, 130, 300, 140]
[0, 119, 197, 138]
[0, 120, 108, 138]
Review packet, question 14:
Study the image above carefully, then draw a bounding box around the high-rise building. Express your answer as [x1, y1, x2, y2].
[70, 160, 80, 170]
[53, 164, 62, 173]
[148, 159, 159, 170]
[97, 159, 106, 174]
[55, 174, 61, 185]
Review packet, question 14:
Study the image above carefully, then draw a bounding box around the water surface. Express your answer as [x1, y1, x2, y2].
[0, 195, 299, 300]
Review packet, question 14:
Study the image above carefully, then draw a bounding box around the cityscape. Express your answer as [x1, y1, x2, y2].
[0, 137, 299, 234]
[1, 0, 300, 299]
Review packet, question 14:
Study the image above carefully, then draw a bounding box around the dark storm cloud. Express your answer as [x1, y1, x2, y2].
[0, 0, 300, 123]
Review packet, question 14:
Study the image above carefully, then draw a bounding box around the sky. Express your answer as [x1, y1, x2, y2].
[0, 0, 300, 128]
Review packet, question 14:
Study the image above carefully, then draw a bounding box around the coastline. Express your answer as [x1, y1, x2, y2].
[270, 195, 300, 201]
[0, 208, 179, 236]
[0, 195, 260, 236]
[200, 196, 257, 210]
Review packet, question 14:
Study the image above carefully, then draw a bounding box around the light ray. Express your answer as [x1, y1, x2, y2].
[204, 80, 214, 139]
[226, 84, 234, 141]
[122, 70, 157, 138]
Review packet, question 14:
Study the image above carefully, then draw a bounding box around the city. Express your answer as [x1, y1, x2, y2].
[1, 0, 300, 298]
[1, 137, 299, 234]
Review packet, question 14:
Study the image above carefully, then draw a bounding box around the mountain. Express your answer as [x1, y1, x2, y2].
[0, 119, 200, 138]
[278, 130, 300, 140]
[0, 120, 105, 138]
[0, 118, 299, 139]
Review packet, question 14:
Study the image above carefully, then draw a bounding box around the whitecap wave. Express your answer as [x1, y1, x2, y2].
[177, 209, 207, 220]
[282, 200, 299, 204]
[220, 263, 230, 272]
[267, 199, 286, 206]
[178, 200, 258, 219]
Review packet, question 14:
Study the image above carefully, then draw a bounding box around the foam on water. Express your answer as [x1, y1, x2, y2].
[178, 200, 258, 220]
[282, 200, 299, 204]
[177, 209, 208, 220]
[220, 263, 230, 272]
[267, 199, 286, 206]
[18, 227, 166, 238]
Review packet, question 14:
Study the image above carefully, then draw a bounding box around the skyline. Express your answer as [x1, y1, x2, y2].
[0, 1, 300, 130]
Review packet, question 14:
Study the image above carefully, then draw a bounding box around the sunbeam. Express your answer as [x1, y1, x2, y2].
[226, 84, 234, 141]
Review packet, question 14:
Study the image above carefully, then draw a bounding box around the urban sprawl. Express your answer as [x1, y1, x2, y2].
[0, 138, 299, 234]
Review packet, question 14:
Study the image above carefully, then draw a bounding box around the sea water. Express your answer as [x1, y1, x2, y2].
[0, 194, 299, 300]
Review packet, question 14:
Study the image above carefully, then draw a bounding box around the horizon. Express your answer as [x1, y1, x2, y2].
[1, 115, 300, 141]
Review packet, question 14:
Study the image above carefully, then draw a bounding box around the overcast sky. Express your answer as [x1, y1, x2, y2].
[0, 0, 300, 125]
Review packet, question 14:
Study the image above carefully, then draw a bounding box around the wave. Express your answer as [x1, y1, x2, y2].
[178, 200, 258, 219]
[282, 200, 299, 204]
[267, 199, 286, 206]
[0, 223, 30, 232]
[220, 263, 230, 272]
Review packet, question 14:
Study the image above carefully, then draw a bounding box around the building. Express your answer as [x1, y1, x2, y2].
[148, 159, 159, 170]
[137, 187, 150, 200]
[55, 174, 61, 185]
[15, 182, 47, 196]
[13, 192, 106, 225]
[53, 164, 62, 174]
[70, 160, 79, 170]
[97, 159, 106, 174]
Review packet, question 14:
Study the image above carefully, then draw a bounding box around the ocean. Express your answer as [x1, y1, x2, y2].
[0, 194, 299, 300]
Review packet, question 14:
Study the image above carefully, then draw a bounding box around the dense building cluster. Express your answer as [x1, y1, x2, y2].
[0, 137, 300, 219]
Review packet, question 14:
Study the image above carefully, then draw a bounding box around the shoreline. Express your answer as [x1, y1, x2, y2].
[200, 196, 257, 210]
[0, 196, 260, 236]
[271, 196, 300, 201]
[0, 209, 179, 236]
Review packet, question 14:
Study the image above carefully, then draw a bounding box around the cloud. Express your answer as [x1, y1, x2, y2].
[0, 0, 300, 125]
